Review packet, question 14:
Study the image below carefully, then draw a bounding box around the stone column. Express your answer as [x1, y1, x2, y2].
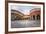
[31, 16, 32, 20]
[32, 16, 33, 20]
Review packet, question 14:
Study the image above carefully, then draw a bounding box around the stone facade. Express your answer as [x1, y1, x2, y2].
[11, 8, 40, 20]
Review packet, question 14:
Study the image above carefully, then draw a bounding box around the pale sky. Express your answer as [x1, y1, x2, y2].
[11, 5, 40, 15]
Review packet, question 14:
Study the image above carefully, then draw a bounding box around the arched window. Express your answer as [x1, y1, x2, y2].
[33, 15, 35, 20]
[37, 15, 40, 20]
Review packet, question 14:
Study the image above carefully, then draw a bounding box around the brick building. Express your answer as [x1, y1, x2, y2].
[30, 8, 41, 20]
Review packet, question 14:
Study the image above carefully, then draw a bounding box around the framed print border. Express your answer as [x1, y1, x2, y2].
[5, 0, 8, 34]
[5, 0, 45, 34]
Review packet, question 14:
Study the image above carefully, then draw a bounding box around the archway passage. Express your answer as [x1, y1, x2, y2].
[37, 15, 40, 20]
[33, 15, 35, 20]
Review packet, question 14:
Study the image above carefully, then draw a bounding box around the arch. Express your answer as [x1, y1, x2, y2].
[33, 15, 35, 20]
[37, 15, 40, 20]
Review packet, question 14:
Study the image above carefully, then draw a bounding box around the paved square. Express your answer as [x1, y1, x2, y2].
[11, 20, 40, 28]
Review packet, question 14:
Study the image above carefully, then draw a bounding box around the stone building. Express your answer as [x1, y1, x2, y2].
[11, 8, 41, 20]
[11, 10, 30, 20]
[11, 10, 24, 20]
